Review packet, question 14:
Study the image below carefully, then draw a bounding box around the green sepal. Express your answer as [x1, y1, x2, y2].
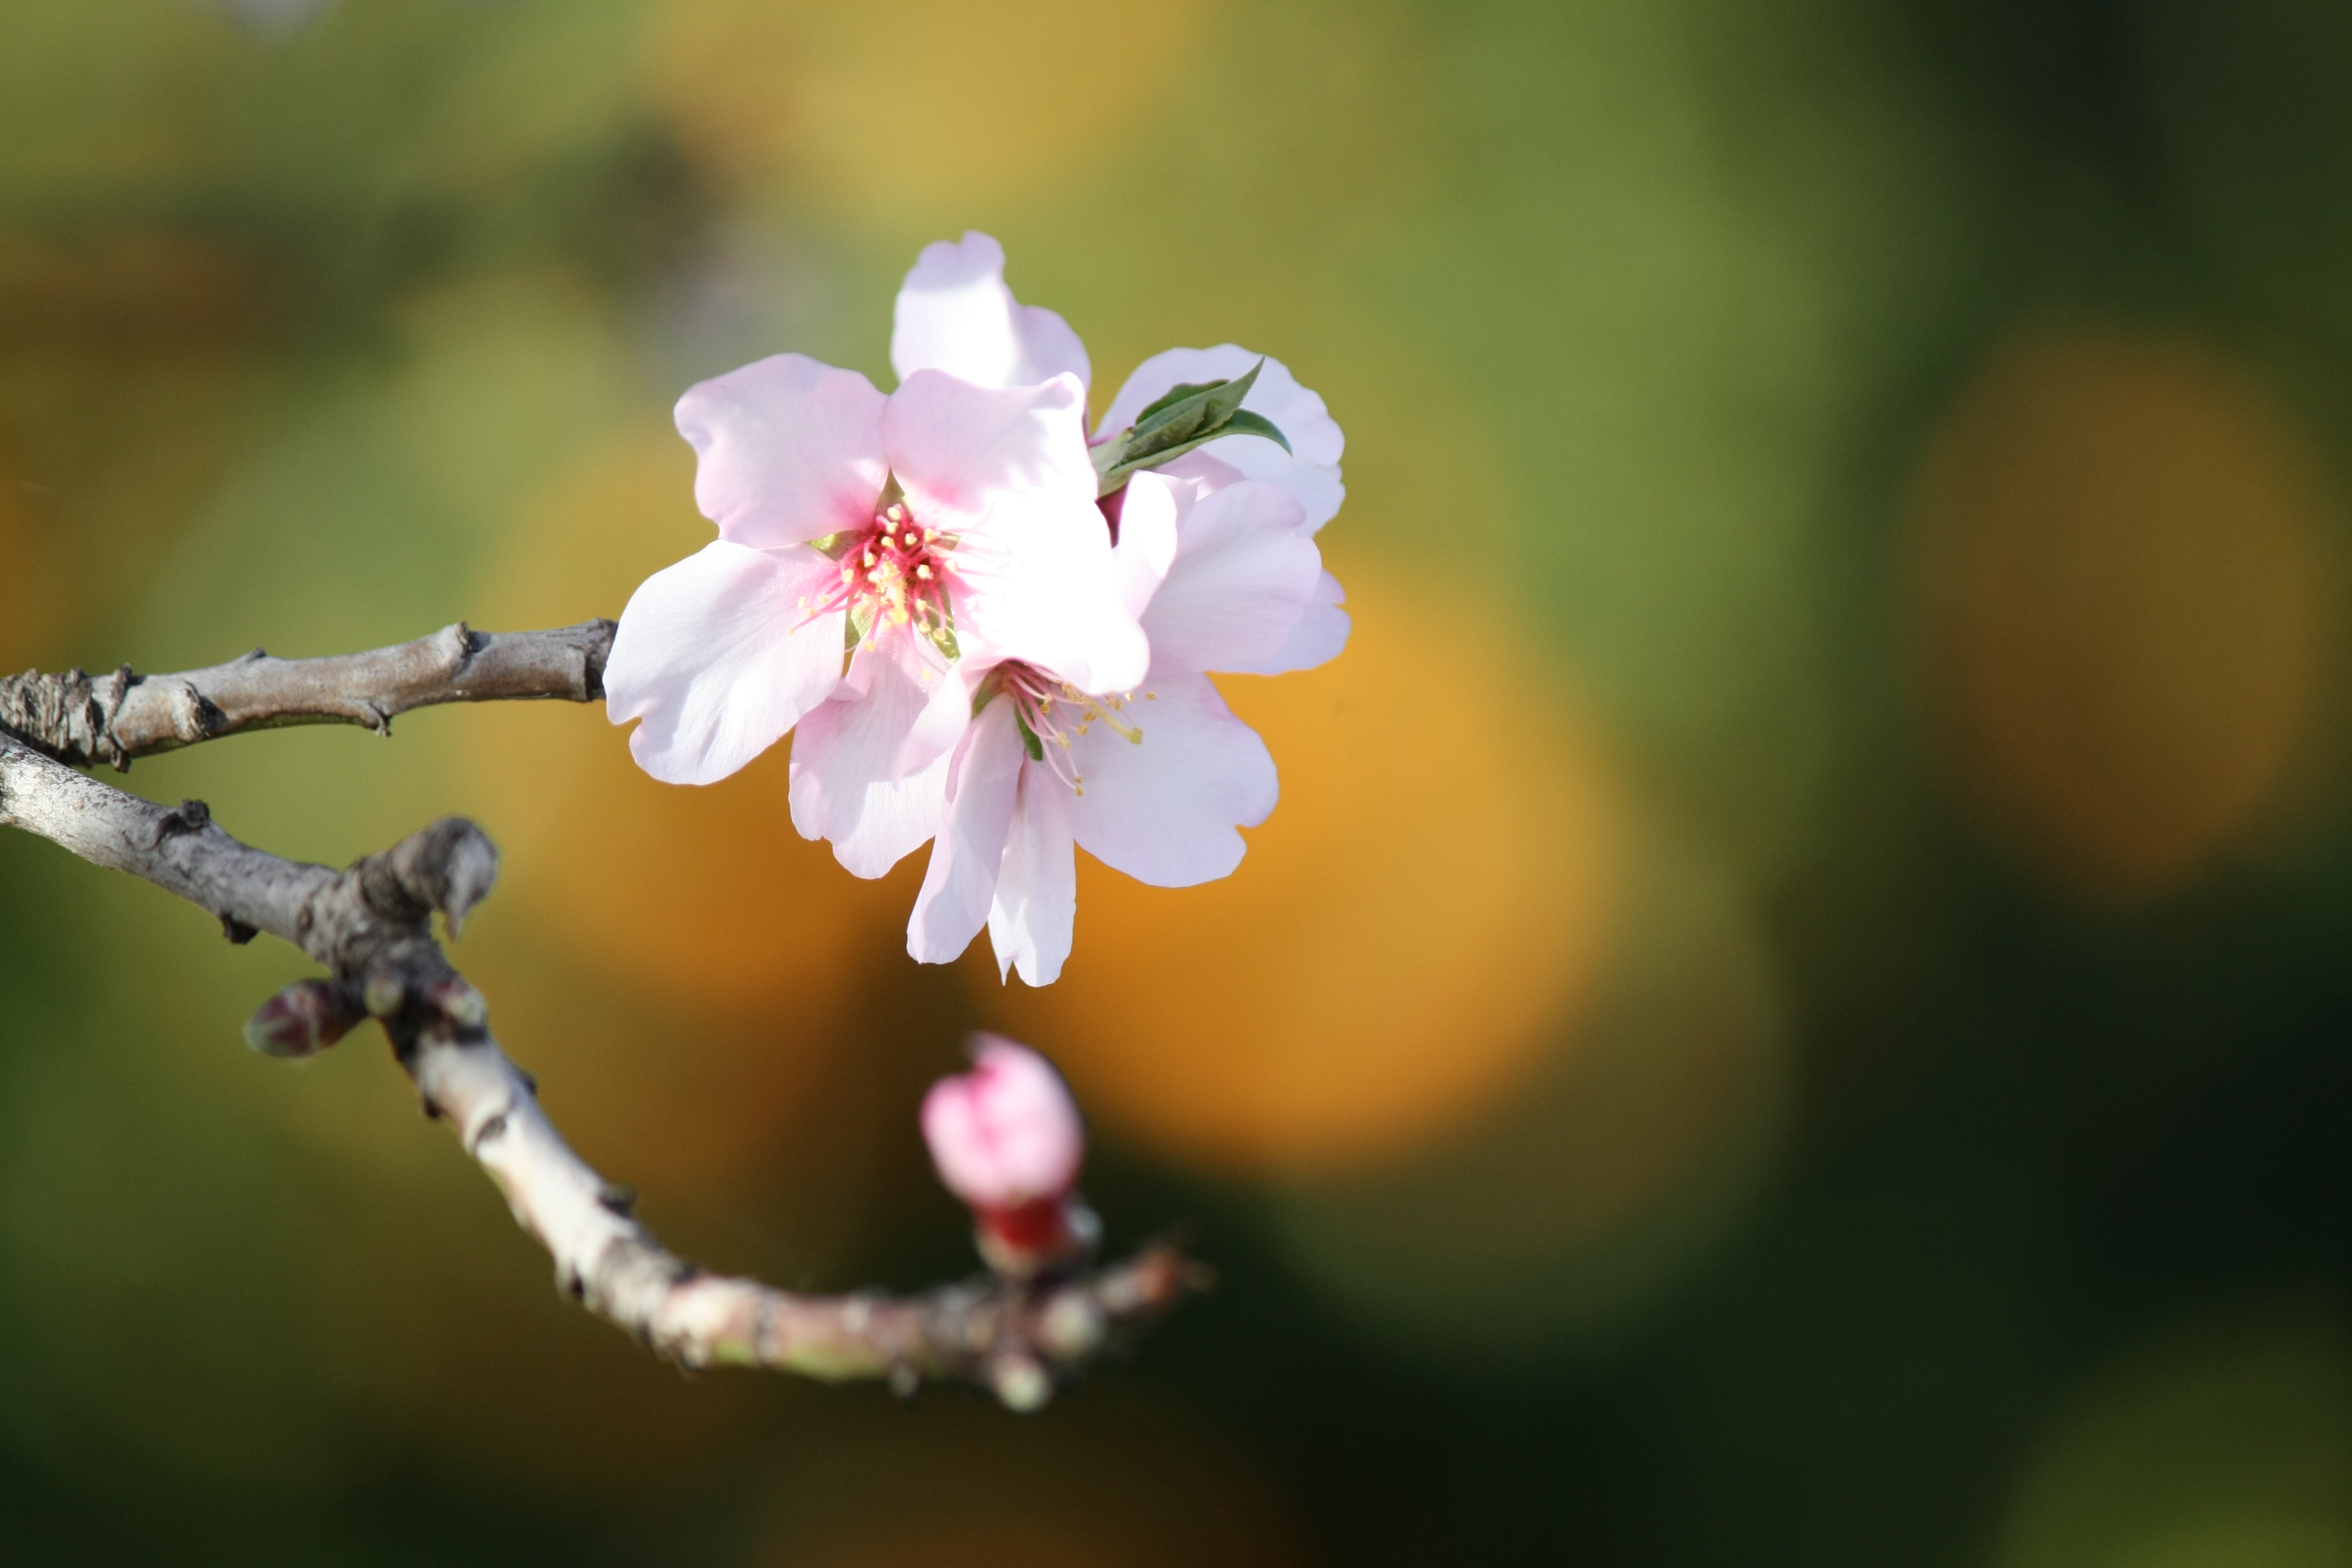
[1131, 377, 1220, 427]
[811, 531, 854, 561]
[1130, 361, 1259, 451]
[1011, 707, 1047, 762]
[926, 619, 960, 662]
[844, 601, 874, 653]
[1219, 408, 1292, 453]
[1090, 439, 1129, 491]
[1091, 359, 1293, 496]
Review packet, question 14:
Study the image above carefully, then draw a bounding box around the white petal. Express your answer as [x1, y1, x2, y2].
[898, 657, 986, 780]
[987, 771, 1077, 986]
[907, 702, 1026, 965]
[1223, 568, 1351, 676]
[788, 644, 952, 877]
[886, 369, 1099, 523]
[1066, 671, 1276, 887]
[888, 370, 1149, 694]
[1109, 471, 1180, 621]
[675, 354, 889, 549]
[606, 542, 843, 785]
[890, 232, 1091, 391]
[1098, 346, 1346, 531]
[1141, 480, 1319, 674]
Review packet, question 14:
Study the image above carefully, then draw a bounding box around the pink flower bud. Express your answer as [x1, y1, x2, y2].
[923, 1036, 1083, 1207]
[922, 1036, 1093, 1276]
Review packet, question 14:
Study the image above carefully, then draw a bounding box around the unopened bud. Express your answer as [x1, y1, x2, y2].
[988, 1353, 1053, 1414]
[244, 979, 359, 1059]
[431, 977, 488, 1030]
[362, 972, 406, 1019]
[1036, 1290, 1108, 1362]
[922, 1036, 1092, 1277]
[923, 1036, 1083, 1207]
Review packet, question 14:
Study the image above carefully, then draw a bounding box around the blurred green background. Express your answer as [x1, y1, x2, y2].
[5, 0, 2352, 1561]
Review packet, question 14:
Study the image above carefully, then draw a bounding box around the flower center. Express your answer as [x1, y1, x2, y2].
[804, 498, 959, 661]
[983, 661, 1152, 797]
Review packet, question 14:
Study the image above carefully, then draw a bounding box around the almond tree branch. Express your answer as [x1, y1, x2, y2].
[0, 620, 616, 769]
[0, 734, 1195, 1408]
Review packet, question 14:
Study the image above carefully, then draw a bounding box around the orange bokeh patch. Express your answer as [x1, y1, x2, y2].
[1909, 330, 2337, 901]
[980, 552, 1625, 1177]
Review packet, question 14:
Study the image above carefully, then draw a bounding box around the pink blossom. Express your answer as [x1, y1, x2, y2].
[610, 231, 1348, 978]
[603, 252, 1150, 881]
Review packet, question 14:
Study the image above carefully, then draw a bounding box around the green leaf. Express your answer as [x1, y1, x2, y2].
[1091, 359, 1293, 495]
[1132, 376, 1226, 427]
[1099, 413, 1294, 492]
[1125, 359, 1263, 459]
[1219, 408, 1293, 454]
[1012, 707, 1047, 763]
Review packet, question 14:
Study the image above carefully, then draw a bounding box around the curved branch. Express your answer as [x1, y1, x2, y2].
[0, 620, 615, 769]
[0, 735, 1196, 1406]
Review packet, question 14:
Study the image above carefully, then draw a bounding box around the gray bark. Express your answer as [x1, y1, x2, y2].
[0, 633, 1193, 1407]
[0, 621, 615, 769]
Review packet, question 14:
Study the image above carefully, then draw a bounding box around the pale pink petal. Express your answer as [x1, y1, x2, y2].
[606, 542, 843, 785]
[886, 369, 1097, 525]
[1140, 480, 1319, 674]
[675, 354, 889, 549]
[887, 370, 1149, 694]
[958, 512, 1152, 696]
[890, 232, 1091, 392]
[1108, 471, 1180, 621]
[907, 702, 1025, 964]
[1097, 346, 1345, 532]
[788, 645, 952, 877]
[920, 1035, 1083, 1207]
[1224, 568, 1351, 676]
[988, 772, 1077, 986]
[898, 658, 986, 780]
[1065, 672, 1276, 886]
